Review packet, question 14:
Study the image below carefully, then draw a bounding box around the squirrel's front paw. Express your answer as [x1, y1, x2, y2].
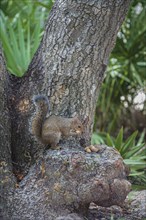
[85, 145, 100, 153]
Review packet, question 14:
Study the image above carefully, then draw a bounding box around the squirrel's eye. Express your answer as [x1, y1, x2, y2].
[78, 125, 81, 128]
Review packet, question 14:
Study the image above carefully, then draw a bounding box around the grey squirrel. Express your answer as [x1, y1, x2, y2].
[32, 95, 83, 148]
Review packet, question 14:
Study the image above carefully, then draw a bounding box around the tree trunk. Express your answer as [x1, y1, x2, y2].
[10, 0, 131, 175]
[0, 0, 131, 219]
[0, 47, 16, 218]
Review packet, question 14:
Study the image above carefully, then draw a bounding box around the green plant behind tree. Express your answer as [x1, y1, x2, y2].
[0, 0, 53, 76]
[0, 12, 42, 76]
[94, 1, 146, 134]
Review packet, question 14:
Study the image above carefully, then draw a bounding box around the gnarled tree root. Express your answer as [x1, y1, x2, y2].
[6, 145, 131, 220]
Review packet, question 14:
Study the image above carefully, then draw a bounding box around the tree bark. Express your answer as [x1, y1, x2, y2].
[0, 47, 16, 218]
[0, 0, 132, 219]
[10, 0, 131, 175]
[88, 190, 146, 220]
[8, 146, 131, 219]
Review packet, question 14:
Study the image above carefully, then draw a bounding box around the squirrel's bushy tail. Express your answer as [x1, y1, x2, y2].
[32, 95, 49, 142]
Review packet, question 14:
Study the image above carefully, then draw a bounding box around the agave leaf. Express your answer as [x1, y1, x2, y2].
[123, 143, 145, 159]
[115, 127, 123, 151]
[131, 63, 143, 86]
[9, 24, 22, 67]
[137, 129, 145, 145]
[112, 37, 128, 57]
[116, 72, 132, 84]
[132, 185, 146, 190]
[91, 133, 105, 145]
[0, 27, 18, 74]
[129, 171, 145, 176]
[127, 8, 146, 49]
[26, 21, 30, 66]
[124, 159, 146, 165]
[120, 131, 138, 155]
[106, 133, 114, 147]
[18, 18, 27, 71]
[31, 21, 42, 56]
[131, 155, 146, 160]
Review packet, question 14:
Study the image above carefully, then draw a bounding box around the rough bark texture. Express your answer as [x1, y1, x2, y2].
[0, 0, 132, 219]
[10, 0, 131, 174]
[9, 145, 131, 219]
[0, 47, 12, 174]
[0, 47, 15, 216]
[88, 190, 146, 220]
[0, 47, 16, 218]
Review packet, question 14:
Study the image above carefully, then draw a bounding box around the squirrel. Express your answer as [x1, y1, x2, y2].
[31, 95, 83, 148]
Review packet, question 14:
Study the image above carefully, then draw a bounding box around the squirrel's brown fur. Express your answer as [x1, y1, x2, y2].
[32, 95, 83, 148]
[32, 95, 49, 142]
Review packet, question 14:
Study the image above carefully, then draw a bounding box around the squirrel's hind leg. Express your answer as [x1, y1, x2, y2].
[49, 132, 62, 150]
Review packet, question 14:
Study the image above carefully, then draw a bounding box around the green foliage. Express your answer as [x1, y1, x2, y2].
[94, 0, 146, 187]
[0, 0, 53, 76]
[0, 12, 40, 76]
[95, 0, 146, 134]
[92, 129, 146, 188]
